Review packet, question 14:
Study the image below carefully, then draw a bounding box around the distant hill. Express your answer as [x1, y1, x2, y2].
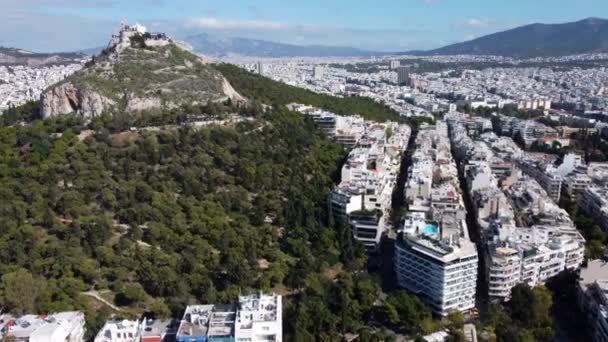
[40, 29, 242, 119]
[75, 46, 105, 56]
[0, 47, 85, 66]
[417, 17, 608, 57]
[186, 33, 379, 58]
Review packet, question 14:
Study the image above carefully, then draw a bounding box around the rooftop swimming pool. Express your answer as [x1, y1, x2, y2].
[422, 223, 439, 235]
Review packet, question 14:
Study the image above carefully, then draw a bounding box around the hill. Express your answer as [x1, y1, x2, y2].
[40, 27, 242, 119]
[418, 17, 608, 57]
[187, 33, 378, 58]
[0, 47, 85, 67]
[0, 64, 408, 340]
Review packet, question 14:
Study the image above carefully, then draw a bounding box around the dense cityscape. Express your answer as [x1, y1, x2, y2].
[3, 2, 608, 342]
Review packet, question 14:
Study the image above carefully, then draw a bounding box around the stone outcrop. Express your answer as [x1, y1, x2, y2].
[40, 82, 114, 119]
[125, 95, 163, 113]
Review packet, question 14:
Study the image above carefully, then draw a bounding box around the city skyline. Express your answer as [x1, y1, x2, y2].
[2, 0, 608, 52]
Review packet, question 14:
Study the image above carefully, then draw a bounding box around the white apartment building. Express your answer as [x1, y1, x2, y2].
[328, 121, 410, 252]
[518, 159, 563, 202]
[578, 260, 608, 342]
[395, 232, 478, 316]
[397, 121, 478, 315]
[1, 311, 85, 342]
[564, 173, 593, 199]
[579, 187, 608, 231]
[487, 246, 521, 299]
[488, 228, 584, 300]
[234, 293, 282, 342]
[313, 66, 325, 80]
[95, 320, 140, 342]
[449, 116, 585, 301]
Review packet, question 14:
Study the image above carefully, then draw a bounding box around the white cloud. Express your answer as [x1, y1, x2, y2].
[187, 17, 288, 31]
[465, 18, 492, 27]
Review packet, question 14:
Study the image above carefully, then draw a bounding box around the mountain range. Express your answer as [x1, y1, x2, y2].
[5, 17, 608, 62]
[185, 33, 378, 58]
[0, 47, 85, 67]
[416, 17, 608, 57]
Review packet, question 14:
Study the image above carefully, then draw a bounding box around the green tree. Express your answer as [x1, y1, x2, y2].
[0, 269, 46, 314]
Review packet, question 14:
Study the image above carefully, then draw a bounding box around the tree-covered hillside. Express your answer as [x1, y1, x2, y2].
[0, 102, 418, 339]
[215, 63, 403, 123]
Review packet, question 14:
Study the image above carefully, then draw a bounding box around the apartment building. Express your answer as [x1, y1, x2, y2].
[517, 158, 563, 202]
[0, 311, 86, 342]
[564, 173, 593, 199]
[448, 115, 585, 301]
[234, 293, 282, 342]
[395, 232, 478, 315]
[579, 187, 608, 231]
[577, 260, 608, 342]
[95, 320, 141, 342]
[176, 304, 235, 342]
[176, 293, 282, 342]
[397, 121, 478, 315]
[140, 318, 178, 342]
[329, 121, 410, 252]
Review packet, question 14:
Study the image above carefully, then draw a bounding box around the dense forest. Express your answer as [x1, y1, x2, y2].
[0, 104, 386, 338]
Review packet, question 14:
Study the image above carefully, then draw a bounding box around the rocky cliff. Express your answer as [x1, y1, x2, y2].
[40, 27, 243, 119]
[40, 82, 115, 119]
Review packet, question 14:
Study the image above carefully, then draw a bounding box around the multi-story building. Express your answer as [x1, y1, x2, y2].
[518, 158, 563, 202]
[290, 104, 366, 148]
[313, 66, 325, 80]
[95, 320, 141, 342]
[0, 312, 86, 342]
[176, 305, 235, 342]
[564, 173, 593, 199]
[396, 66, 411, 86]
[328, 120, 410, 252]
[396, 121, 478, 315]
[448, 114, 585, 301]
[234, 293, 282, 342]
[577, 260, 608, 342]
[140, 318, 178, 342]
[395, 216, 478, 315]
[579, 187, 608, 231]
[389, 60, 401, 70]
[487, 246, 521, 299]
[176, 293, 282, 342]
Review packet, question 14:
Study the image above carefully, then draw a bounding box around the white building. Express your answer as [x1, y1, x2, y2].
[389, 60, 401, 70]
[235, 293, 282, 342]
[579, 187, 608, 231]
[313, 66, 325, 80]
[564, 173, 592, 199]
[577, 260, 608, 342]
[449, 116, 585, 301]
[1, 311, 85, 342]
[396, 121, 478, 316]
[328, 120, 410, 252]
[395, 232, 478, 316]
[94, 320, 140, 342]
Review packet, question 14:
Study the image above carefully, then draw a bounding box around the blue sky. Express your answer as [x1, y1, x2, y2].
[2, 0, 607, 52]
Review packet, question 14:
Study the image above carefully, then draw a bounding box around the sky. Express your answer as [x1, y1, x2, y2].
[1, 0, 608, 52]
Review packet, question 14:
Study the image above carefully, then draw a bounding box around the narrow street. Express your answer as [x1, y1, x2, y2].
[370, 126, 418, 292]
[449, 125, 490, 317]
